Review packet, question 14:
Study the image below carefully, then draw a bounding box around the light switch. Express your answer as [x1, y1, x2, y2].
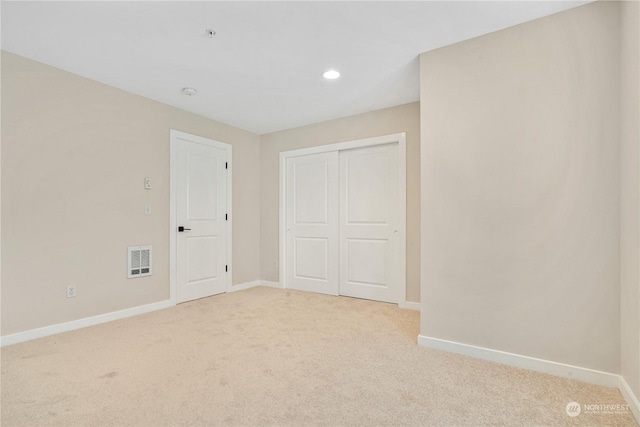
[144, 204, 152, 215]
[144, 177, 152, 190]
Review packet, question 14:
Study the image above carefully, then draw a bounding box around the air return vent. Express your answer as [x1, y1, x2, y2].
[128, 245, 152, 278]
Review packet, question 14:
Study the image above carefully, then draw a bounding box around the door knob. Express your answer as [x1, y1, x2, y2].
[178, 226, 191, 232]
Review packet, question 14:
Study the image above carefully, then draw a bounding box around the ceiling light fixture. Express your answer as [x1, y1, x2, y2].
[182, 87, 198, 96]
[322, 69, 340, 80]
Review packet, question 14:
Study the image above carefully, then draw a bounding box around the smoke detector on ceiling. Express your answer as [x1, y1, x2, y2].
[182, 87, 198, 96]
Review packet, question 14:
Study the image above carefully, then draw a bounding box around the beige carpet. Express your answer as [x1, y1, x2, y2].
[1, 287, 637, 426]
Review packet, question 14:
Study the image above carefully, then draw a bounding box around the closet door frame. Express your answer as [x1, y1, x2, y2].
[279, 133, 407, 306]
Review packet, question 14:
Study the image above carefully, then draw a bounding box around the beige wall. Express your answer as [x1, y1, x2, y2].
[1, 52, 261, 336]
[420, 2, 621, 372]
[259, 102, 421, 302]
[621, 0, 640, 398]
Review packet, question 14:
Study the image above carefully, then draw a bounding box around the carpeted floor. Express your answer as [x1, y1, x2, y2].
[1, 286, 637, 426]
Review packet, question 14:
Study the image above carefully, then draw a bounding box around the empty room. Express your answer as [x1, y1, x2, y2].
[1, 1, 639, 426]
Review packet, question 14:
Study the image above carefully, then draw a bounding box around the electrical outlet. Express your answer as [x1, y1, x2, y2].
[67, 285, 76, 298]
[272, 260, 278, 269]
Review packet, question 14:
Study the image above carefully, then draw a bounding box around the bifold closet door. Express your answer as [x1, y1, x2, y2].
[285, 152, 339, 295]
[339, 143, 399, 303]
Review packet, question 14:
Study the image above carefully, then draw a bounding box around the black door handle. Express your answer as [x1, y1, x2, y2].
[178, 226, 191, 232]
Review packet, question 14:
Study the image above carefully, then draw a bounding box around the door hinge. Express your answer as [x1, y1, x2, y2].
[225, 265, 228, 272]
[225, 162, 228, 169]
[225, 214, 228, 221]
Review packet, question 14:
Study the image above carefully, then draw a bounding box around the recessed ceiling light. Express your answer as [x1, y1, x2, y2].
[322, 69, 340, 80]
[182, 87, 198, 96]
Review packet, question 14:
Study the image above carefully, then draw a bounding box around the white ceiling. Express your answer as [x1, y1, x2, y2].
[2, 1, 590, 134]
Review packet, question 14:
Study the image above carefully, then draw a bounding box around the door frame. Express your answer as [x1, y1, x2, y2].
[279, 132, 407, 305]
[169, 129, 233, 306]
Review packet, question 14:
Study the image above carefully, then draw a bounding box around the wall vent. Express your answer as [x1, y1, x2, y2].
[128, 245, 152, 278]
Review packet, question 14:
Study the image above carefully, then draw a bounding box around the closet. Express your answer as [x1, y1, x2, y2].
[282, 135, 405, 304]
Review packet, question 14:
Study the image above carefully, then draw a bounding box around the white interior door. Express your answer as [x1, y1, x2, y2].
[173, 136, 228, 303]
[285, 152, 339, 295]
[339, 143, 399, 303]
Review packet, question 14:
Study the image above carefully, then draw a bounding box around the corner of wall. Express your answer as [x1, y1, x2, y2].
[619, 0, 640, 407]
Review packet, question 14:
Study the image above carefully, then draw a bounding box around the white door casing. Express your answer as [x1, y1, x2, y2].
[285, 152, 340, 295]
[340, 143, 399, 303]
[170, 130, 232, 305]
[279, 133, 407, 305]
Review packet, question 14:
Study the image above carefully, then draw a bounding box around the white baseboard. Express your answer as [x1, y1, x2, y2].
[1, 281, 282, 347]
[419, 335, 640, 424]
[418, 335, 619, 388]
[1, 300, 171, 347]
[228, 280, 283, 293]
[399, 301, 420, 311]
[227, 280, 261, 293]
[619, 376, 640, 423]
[260, 280, 283, 289]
